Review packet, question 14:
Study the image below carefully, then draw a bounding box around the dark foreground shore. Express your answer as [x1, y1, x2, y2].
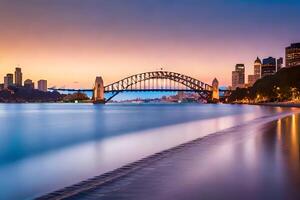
[38, 110, 300, 200]
[255, 102, 300, 108]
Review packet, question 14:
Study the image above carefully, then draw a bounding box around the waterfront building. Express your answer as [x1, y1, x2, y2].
[254, 57, 261, 78]
[231, 64, 245, 89]
[277, 57, 283, 71]
[15, 67, 22, 86]
[38, 80, 47, 92]
[286, 43, 300, 67]
[235, 64, 245, 84]
[261, 57, 276, 77]
[232, 71, 239, 90]
[247, 57, 262, 86]
[24, 79, 34, 89]
[4, 74, 14, 89]
[248, 75, 256, 86]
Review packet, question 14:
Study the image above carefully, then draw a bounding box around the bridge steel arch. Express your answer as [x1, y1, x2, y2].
[103, 71, 213, 102]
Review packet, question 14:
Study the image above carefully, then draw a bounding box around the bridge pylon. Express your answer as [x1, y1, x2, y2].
[93, 76, 105, 104]
[212, 78, 219, 102]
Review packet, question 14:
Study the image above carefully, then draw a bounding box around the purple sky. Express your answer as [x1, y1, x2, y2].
[0, 0, 299, 87]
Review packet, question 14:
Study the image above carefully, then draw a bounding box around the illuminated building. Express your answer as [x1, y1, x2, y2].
[286, 43, 300, 67]
[38, 80, 47, 92]
[15, 67, 23, 86]
[232, 64, 245, 89]
[261, 57, 276, 77]
[248, 57, 262, 86]
[254, 57, 261, 78]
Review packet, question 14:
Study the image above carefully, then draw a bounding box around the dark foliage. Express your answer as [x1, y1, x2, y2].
[0, 87, 64, 103]
[229, 66, 300, 102]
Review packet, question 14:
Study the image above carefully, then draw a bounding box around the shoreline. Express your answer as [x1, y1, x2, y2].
[36, 109, 298, 200]
[250, 102, 300, 108]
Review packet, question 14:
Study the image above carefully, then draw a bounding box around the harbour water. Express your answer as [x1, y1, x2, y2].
[0, 104, 297, 199]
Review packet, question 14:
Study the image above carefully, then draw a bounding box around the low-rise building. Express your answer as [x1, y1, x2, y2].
[24, 79, 35, 89]
[38, 80, 47, 92]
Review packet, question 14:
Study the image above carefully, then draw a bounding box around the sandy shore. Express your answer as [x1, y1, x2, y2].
[37, 110, 300, 200]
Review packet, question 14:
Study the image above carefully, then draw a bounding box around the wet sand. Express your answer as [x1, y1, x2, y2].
[39, 112, 300, 200]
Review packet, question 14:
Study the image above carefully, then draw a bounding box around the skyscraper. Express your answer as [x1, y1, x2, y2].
[261, 57, 276, 77]
[14, 67, 22, 86]
[254, 57, 261, 78]
[232, 71, 239, 90]
[235, 64, 245, 84]
[4, 74, 14, 89]
[232, 64, 245, 89]
[277, 57, 283, 71]
[248, 57, 262, 86]
[38, 80, 47, 92]
[286, 43, 300, 67]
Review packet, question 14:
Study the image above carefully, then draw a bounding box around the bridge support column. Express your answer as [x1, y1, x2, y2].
[212, 78, 219, 102]
[93, 76, 105, 104]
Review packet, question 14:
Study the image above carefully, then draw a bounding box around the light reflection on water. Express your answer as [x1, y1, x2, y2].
[0, 104, 295, 199]
[73, 112, 300, 200]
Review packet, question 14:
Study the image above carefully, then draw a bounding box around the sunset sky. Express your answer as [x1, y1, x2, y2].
[0, 0, 300, 88]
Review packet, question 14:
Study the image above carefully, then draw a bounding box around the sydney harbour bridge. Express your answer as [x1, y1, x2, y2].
[50, 71, 225, 103]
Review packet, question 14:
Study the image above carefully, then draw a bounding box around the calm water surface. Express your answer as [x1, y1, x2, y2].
[73, 113, 300, 200]
[0, 103, 294, 199]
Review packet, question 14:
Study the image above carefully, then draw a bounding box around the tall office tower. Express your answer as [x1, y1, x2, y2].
[4, 76, 8, 89]
[286, 43, 300, 67]
[38, 80, 47, 92]
[231, 64, 245, 90]
[254, 57, 262, 78]
[4, 74, 14, 89]
[261, 57, 276, 77]
[232, 71, 240, 90]
[232, 64, 245, 90]
[235, 64, 245, 84]
[276, 57, 283, 71]
[15, 67, 23, 86]
[24, 79, 35, 89]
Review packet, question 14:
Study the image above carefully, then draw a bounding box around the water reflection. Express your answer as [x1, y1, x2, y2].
[277, 114, 300, 191]
[72, 112, 300, 200]
[0, 104, 297, 200]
